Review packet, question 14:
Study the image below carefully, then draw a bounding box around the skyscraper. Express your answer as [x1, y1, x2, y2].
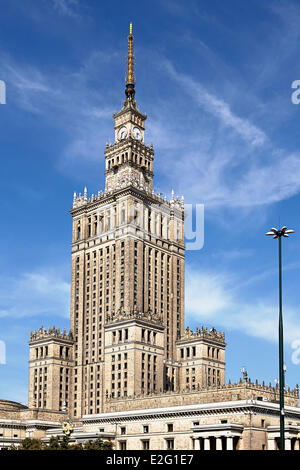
[28, 24, 226, 421]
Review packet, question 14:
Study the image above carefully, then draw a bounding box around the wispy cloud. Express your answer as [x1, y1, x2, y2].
[2, 41, 300, 213]
[185, 265, 300, 345]
[165, 61, 267, 147]
[0, 269, 70, 319]
[145, 60, 300, 211]
[50, 0, 80, 18]
[0, 50, 118, 170]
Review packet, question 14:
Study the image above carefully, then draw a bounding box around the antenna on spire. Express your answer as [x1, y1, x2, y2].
[125, 22, 136, 101]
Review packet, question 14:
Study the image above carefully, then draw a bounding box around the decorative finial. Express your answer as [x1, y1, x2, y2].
[125, 23, 136, 101]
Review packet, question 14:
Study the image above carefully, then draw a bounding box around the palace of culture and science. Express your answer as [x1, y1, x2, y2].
[0, 25, 300, 451]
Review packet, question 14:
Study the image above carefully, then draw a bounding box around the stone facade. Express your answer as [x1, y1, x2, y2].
[27, 26, 226, 422]
[28, 327, 74, 410]
[0, 399, 67, 449]
[1, 25, 299, 450]
[79, 399, 300, 451]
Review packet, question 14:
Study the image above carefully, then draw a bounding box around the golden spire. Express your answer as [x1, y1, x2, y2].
[125, 22, 136, 100]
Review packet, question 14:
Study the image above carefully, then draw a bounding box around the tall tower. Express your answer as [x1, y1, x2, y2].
[69, 24, 185, 417]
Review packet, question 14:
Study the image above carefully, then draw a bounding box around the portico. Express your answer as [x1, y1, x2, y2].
[192, 423, 243, 450]
[267, 425, 300, 450]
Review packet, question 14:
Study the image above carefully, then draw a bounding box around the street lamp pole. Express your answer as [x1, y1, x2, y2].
[278, 234, 285, 451]
[266, 226, 294, 451]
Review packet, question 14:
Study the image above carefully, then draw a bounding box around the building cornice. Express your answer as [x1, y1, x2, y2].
[82, 400, 300, 425]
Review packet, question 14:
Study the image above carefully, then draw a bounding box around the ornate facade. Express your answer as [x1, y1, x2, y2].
[28, 23, 225, 420]
[0, 24, 299, 451]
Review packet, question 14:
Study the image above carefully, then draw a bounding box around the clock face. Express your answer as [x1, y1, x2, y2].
[132, 126, 142, 141]
[118, 126, 127, 140]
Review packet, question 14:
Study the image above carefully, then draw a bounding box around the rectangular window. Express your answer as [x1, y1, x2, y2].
[167, 423, 173, 432]
[166, 439, 174, 450]
[142, 440, 150, 450]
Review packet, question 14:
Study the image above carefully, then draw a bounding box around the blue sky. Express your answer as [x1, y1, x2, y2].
[0, 0, 300, 404]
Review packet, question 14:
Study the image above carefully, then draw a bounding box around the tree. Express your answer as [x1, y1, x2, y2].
[83, 438, 113, 450]
[48, 435, 62, 450]
[60, 434, 71, 450]
[18, 438, 45, 450]
[68, 442, 83, 450]
[12, 435, 114, 451]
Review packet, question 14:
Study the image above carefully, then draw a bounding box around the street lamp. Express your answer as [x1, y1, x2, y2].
[266, 226, 294, 450]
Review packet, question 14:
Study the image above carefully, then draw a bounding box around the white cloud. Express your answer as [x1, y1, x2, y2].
[146, 62, 300, 211]
[0, 50, 118, 167]
[3, 46, 300, 212]
[0, 269, 70, 319]
[165, 61, 267, 147]
[50, 0, 80, 18]
[185, 265, 300, 345]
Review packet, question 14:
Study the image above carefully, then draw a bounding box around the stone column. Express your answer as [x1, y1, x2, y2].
[216, 437, 222, 450]
[294, 439, 300, 450]
[226, 436, 233, 450]
[268, 439, 275, 451]
[204, 438, 210, 450]
[285, 438, 291, 451]
[194, 439, 200, 450]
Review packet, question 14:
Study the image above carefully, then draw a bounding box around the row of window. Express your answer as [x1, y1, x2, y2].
[75, 204, 183, 242]
[120, 423, 174, 435]
[107, 152, 152, 171]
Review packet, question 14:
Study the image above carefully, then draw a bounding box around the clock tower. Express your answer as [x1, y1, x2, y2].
[105, 23, 154, 192]
[68, 23, 185, 417]
[27, 24, 228, 423]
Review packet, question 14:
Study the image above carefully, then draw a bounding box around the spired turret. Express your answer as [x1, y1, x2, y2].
[67, 23, 185, 417]
[125, 22, 136, 102]
[105, 23, 152, 192]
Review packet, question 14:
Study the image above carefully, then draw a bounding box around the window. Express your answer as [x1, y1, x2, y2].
[167, 423, 173, 432]
[119, 441, 127, 450]
[120, 427, 126, 435]
[121, 204, 126, 224]
[166, 439, 174, 450]
[143, 425, 149, 434]
[142, 440, 150, 450]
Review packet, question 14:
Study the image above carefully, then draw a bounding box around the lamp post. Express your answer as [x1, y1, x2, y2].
[266, 226, 294, 450]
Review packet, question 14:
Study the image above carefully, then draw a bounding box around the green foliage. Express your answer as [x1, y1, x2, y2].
[14, 436, 113, 451]
[48, 434, 71, 450]
[83, 438, 113, 450]
[68, 443, 84, 450]
[19, 437, 45, 450]
[48, 435, 62, 450]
